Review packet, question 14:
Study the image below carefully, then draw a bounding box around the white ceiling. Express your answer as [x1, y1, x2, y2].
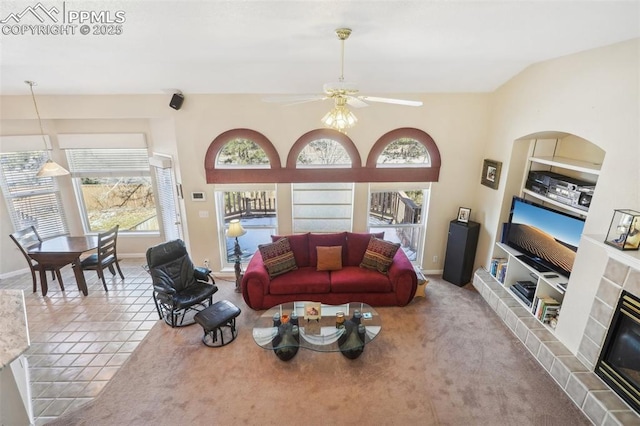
[0, 0, 638, 96]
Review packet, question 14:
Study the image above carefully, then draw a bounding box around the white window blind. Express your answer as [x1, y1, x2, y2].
[153, 165, 181, 241]
[66, 148, 150, 177]
[0, 150, 68, 238]
[292, 182, 353, 233]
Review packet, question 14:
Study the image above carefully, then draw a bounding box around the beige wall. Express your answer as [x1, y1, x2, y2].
[0, 92, 490, 277]
[480, 38, 639, 352]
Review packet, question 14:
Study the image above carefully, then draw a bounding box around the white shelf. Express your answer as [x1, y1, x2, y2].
[521, 189, 589, 217]
[528, 156, 601, 176]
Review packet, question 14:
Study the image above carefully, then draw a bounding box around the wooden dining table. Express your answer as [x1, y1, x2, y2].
[27, 235, 98, 296]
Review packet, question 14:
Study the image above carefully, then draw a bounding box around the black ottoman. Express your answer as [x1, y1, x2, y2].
[194, 300, 241, 347]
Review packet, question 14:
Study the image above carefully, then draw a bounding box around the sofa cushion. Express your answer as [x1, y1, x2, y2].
[316, 246, 342, 271]
[331, 266, 393, 293]
[259, 237, 298, 278]
[308, 232, 347, 267]
[269, 267, 331, 295]
[360, 237, 401, 274]
[271, 233, 309, 267]
[345, 232, 384, 266]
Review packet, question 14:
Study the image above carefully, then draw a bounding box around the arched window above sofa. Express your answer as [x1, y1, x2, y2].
[204, 127, 440, 183]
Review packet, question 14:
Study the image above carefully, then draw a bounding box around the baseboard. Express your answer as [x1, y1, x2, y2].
[0, 268, 31, 280]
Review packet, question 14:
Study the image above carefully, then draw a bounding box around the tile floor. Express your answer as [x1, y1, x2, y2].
[0, 258, 158, 425]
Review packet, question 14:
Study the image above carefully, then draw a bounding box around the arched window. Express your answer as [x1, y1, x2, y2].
[217, 138, 270, 168]
[296, 138, 351, 167]
[205, 127, 440, 183]
[376, 137, 431, 167]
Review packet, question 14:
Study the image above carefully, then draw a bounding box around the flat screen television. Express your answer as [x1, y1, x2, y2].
[505, 196, 585, 277]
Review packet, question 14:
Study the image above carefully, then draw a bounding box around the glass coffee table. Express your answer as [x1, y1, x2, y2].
[252, 301, 381, 361]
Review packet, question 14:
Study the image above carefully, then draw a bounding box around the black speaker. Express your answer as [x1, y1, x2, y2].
[169, 93, 184, 110]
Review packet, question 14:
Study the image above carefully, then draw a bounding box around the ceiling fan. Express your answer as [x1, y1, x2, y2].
[263, 28, 423, 112]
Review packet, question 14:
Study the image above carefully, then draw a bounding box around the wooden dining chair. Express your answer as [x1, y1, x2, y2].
[9, 226, 65, 293]
[80, 225, 125, 291]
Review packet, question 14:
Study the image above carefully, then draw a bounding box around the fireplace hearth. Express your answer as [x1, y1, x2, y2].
[596, 290, 640, 414]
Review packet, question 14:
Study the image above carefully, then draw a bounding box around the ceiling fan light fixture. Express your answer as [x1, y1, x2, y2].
[321, 104, 357, 133]
[25, 80, 70, 178]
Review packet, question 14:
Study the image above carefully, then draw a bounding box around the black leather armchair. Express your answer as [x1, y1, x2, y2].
[146, 239, 218, 327]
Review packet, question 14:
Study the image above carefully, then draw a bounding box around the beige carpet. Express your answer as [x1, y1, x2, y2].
[48, 276, 589, 425]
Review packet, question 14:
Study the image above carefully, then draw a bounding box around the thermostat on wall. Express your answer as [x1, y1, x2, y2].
[191, 192, 206, 202]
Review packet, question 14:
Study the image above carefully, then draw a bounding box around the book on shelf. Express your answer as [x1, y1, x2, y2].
[490, 257, 508, 283]
[532, 296, 561, 322]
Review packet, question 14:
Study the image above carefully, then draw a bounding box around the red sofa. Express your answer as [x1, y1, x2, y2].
[241, 232, 418, 310]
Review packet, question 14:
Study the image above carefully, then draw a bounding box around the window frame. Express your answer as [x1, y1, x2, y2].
[367, 185, 430, 265]
[214, 185, 278, 268]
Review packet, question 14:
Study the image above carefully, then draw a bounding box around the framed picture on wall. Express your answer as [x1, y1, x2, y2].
[481, 159, 502, 190]
[457, 207, 471, 223]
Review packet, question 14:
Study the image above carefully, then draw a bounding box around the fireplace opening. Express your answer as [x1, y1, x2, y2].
[596, 290, 640, 413]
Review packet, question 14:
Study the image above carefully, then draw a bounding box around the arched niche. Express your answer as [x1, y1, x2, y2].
[501, 131, 605, 222]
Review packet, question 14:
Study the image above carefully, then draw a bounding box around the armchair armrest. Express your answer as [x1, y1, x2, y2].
[194, 266, 213, 283]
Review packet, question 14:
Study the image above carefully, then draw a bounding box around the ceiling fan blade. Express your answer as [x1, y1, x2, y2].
[346, 97, 369, 108]
[357, 96, 423, 107]
[262, 95, 326, 105]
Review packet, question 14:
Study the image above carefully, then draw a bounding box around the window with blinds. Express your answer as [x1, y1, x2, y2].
[0, 150, 69, 238]
[66, 148, 158, 233]
[292, 182, 353, 233]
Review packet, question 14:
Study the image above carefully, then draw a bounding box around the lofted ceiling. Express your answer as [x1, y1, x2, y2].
[0, 0, 638, 96]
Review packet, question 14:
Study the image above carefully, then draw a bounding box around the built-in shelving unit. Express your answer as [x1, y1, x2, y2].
[490, 243, 567, 332]
[489, 135, 606, 335]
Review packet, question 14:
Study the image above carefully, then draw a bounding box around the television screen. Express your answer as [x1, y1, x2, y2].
[506, 196, 585, 277]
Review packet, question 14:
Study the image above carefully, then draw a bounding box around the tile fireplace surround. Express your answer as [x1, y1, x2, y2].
[473, 242, 640, 425]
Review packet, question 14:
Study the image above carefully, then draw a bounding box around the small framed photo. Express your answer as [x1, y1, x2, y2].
[457, 207, 471, 223]
[304, 302, 321, 320]
[481, 159, 502, 190]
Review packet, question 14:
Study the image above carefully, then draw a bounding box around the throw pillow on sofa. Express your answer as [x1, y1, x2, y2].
[316, 246, 343, 271]
[360, 237, 401, 274]
[259, 237, 298, 278]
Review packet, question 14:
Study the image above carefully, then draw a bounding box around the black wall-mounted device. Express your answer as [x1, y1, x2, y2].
[169, 93, 184, 110]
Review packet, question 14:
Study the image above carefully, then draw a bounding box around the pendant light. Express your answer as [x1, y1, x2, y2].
[25, 80, 69, 177]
